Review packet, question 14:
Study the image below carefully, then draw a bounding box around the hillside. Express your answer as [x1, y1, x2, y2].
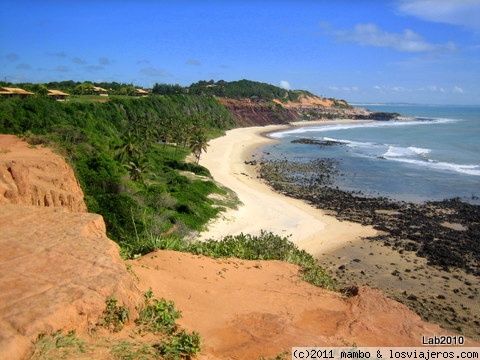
[1, 135, 477, 360]
[187, 79, 375, 123]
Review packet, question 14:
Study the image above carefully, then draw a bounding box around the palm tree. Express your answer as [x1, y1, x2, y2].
[115, 131, 142, 163]
[124, 156, 151, 183]
[188, 128, 209, 165]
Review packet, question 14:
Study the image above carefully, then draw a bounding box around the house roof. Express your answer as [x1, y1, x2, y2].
[135, 88, 149, 94]
[0, 87, 34, 95]
[47, 89, 69, 96]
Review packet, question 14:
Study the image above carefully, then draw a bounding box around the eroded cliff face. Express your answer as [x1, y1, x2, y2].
[218, 98, 299, 126]
[0, 135, 86, 212]
[218, 97, 373, 127]
[0, 135, 141, 359]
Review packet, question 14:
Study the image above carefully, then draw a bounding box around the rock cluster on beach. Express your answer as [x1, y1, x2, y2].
[258, 154, 480, 340]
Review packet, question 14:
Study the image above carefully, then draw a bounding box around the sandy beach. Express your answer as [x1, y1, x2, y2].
[198, 120, 377, 257]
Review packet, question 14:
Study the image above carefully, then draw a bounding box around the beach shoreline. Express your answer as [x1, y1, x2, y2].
[198, 119, 377, 257]
[198, 119, 480, 341]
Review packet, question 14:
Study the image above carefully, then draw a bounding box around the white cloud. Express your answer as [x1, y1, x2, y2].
[329, 23, 456, 52]
[453, 85, 465, 93]
[280, 80, 291, 90]
[328, 86, 359, 92]
[425, 85, 446, 93]
[397, 0, 480, 32]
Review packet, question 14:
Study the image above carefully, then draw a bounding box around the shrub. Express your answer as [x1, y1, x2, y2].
[100, 297, 129, 332]
[135, 289, 181, 334]
[155, 330, 202, 360]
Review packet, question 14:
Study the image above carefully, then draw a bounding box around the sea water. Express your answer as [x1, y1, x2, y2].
[264, 105, 480, 204]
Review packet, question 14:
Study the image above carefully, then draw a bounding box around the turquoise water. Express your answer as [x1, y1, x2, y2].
[264, 105, 480, 204]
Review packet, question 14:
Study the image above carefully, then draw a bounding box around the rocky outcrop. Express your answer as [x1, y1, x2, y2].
[218, 97, 374, 127]
[287, 104, 372, 120]
[0, 204, 142, 360]
[218, 98, 299, 126]
[0, 136, 141, 359]
[0, 135, 86, 212]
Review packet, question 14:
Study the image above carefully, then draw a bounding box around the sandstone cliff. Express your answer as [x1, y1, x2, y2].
[0, 135, 86, 212]
[0, 135, 141, 359]
[218, 96, 373, 127]
[218, 98, 299, 126]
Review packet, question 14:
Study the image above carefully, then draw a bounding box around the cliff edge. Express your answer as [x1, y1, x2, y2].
[0, 135, 86, 212]
[0, 135, 141, 359]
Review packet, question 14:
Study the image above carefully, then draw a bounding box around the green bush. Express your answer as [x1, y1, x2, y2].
[100, 297, 130, 333]
[156, 330, 202, 360]
[135, 290, 181, 334]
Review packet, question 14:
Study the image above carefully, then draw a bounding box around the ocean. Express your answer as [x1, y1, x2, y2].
[264, 105, 480, 205]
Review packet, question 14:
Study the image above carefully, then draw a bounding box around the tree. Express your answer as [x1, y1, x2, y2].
[188, 128, 209, 165]
[73, 82, 94, 95]
[115, 131, 142, 163]
[124, 156, 150, 183]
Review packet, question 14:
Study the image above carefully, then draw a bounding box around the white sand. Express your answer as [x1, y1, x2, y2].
[199, 121, 377, 257]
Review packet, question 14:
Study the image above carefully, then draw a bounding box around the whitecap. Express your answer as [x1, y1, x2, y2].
[269, 117, 461, 139]
[383, 146, 431, 158]
[385, 157, 480, 176]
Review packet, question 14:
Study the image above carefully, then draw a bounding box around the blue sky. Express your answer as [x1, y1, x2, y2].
[2, 0, 480, 104]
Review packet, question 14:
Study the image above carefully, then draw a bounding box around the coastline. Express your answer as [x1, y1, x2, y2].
[199, 119, 480, 341]
[198, 120, 377, 257]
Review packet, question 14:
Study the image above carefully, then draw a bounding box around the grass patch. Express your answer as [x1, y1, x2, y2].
[31, 330, 86, 360]
[111, 340, 157, 360]
[133, 290, 202, 360]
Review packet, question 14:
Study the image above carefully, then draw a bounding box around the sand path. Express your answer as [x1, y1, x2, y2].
[199, 122, 377, 257]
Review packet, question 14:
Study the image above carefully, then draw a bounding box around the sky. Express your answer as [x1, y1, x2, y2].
[1, 0, 480, 105]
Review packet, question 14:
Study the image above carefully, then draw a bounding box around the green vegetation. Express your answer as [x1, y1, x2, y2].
[186, 79, 308, 101]
[31, 330, 86, 360]
[135, 289, 181, 334]
[260, 351, 290, 360]
[0, 94, 237, 255]
[33, 291, 201, 360]
[99, 297, 130, 332]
